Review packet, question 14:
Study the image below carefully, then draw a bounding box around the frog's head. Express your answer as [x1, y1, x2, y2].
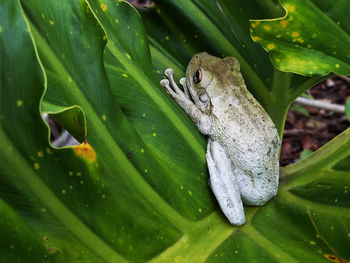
[186, 52, 241, 113]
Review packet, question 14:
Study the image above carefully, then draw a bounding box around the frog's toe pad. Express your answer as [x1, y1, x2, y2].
[160, 79, 169, 86]
[164, 68, 174, 77]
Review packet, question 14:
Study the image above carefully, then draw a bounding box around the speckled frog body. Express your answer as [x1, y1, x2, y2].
[160, 52, 281, 225]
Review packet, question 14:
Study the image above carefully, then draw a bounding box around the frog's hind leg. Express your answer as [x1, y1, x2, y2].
[206, 139, 245, 226]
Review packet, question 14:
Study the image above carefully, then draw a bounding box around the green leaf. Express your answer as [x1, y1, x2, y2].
[345, 97, 350, 121]
[250, 0, 350, 76]
[300, 149, 314, 160]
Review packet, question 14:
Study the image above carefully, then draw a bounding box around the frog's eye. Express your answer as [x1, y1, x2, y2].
[198, 91, 209, 103]
[193, 69, 203, 84]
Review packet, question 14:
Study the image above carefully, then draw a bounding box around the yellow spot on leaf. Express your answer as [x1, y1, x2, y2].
[103, 35, 107, 40]
[122, 73, 128, 78]
[34, 163, 40, 170]
[297, 37, 304, 43]
[198, 208, 202, 212]
[324, 254, 346, 263]
[100, 3, 107, 12]
[292, 32, 299, 37]
[62, 189, 66, 194]
[307, 44, 312, 48]
[125, 53, 131, 59]
[289, 5, 295, 12]
[141, 148, 144, 153]
[115, 19, 119, 24]
[144, 169, 148, 173]
[49, 20, 54, 25]
[37, 151, 44, 157]
[264, 25, 271, 30]
[251, 21, 260, 28]
[16, 100, 23, 107]
[309, 241, 316, 245]
[76, 172, 82, 177]
[73, 142, 96, 163]
[165, 36, 169, 40]
[335, 64, 340, 68]
[252, 36, 262, 42]
[275, 58, 281, 63]
[152, 132, 157, 137]
[67, 76, 72, 83]
[280, 20, 288, 27]
[101, 114, 107, 121]
[267, 43, 275, 50]
[188, 191, 193, 195]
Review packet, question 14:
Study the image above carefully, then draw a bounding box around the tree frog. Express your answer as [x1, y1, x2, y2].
[160, 52, 281, 226]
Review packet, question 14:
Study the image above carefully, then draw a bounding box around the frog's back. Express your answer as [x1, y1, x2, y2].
[210, 70, 280, 178]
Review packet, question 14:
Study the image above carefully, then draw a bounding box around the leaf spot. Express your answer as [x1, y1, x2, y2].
[115, 18, 119, 24]
[292, 32, 299, 37]
[267, 43, 275, 50]
[103, 35, 107, 40]
[122, 73, 128, 78]
[49, 20, 54, 25]
[188, 190, 193, 196]
[34, 163, 40, 170]
[152, 132, 157, 137]
[16, 99, 23, 107]
[335, 64, 340, 68]
[310, 241, 316, 245]
[67, 76, 72, 83]
[62, 189, 66, 194]
[280, 20, 288, 27]
[275, 58, 281, 63]
[264, 25, 271, 30]
[100, 3, 108, 12]
[125, 53, 131, 59]
[165, 36, 169, 40]
[141, 148, 145, 153]
[73, 143, 96, 163]
[289, 5, 295, 12]
[37, 151, 44, 157]
[252, 36, 262, 42]
[144, 169, 148, 173]
[101, 114, 107, 121]
[251, 21, 260, 28]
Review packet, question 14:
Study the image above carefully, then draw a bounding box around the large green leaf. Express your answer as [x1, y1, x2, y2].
[250, 0, 350, 76]
[1, 0, 350, 262]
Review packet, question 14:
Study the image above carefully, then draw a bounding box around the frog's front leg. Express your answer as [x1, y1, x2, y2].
[207, 139, 245, 226]
[160, 68, 212, 135]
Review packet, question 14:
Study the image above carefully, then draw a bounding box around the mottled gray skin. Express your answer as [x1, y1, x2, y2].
[160, 52, 280, 225]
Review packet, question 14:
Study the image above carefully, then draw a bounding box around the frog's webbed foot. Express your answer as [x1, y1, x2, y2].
[160, 68, 212, 135]
[206, 139, 245, 226]
[160, 68, 190, 100]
